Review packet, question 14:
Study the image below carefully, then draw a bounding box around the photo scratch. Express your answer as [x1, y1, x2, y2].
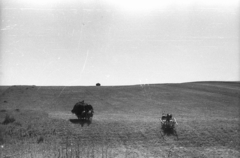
[80, 50, 89, 79]
[58, 86, 66, 97]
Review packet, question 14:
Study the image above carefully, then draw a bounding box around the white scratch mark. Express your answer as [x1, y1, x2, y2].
[37, 86, 41, 92]
[76, 10, 85, 50]
[80, 50, 89, 77]
[58, 87, 66, 97]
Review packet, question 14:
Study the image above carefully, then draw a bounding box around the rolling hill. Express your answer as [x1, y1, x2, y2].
[0, 82, 239, 157]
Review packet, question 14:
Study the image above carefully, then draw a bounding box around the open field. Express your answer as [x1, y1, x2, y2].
[0, 82, 239, 158]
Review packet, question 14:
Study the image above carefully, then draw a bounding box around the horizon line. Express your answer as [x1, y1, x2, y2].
[1, 80, 239, 87]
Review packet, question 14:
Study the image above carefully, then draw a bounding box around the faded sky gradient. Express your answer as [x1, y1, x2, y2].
[0, 0, 239, 86]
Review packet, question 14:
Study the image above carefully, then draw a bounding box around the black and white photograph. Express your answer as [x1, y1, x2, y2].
[0, 0, 239, 157]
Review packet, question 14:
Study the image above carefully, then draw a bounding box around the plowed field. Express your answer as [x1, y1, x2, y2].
[0, 82, 239, 157]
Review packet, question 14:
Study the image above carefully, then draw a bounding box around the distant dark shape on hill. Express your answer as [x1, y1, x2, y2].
[71, 100, 94, 121]
[15, 109, 20, 112]
[96, 83, 101, 86]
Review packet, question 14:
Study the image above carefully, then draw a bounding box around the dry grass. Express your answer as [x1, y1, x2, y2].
[2, 114, 15, 125]
[0, 82, 239, 157]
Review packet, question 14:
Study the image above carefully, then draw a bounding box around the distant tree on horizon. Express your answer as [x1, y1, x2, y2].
[96, 83, 101, 86]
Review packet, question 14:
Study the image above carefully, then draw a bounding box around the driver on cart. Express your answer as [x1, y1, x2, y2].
[166, 114, 171, 122]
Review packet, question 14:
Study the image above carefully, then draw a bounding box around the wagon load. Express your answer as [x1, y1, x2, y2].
[71, 100, 94, 120]
[160, 113, 178, 139]
[160, 114, 177, 131]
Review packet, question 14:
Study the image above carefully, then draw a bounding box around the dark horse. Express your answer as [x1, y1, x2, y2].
[71, 100, 94, 120]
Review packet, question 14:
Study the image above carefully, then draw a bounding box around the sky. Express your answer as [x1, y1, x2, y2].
[0, 0, 239, 86]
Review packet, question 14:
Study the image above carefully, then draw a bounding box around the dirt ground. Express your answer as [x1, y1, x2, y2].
[0, 82, 239, 158]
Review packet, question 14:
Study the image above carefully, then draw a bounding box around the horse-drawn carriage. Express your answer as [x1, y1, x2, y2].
[160, 113, 178, 138]
[71, 100, 94, 121]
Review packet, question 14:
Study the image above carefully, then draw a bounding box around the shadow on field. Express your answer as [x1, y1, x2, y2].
[161, 126, 179, 140]
[69, 119, 92, 127]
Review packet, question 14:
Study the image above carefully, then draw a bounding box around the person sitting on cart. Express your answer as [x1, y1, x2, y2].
[166, 114, 171, 122]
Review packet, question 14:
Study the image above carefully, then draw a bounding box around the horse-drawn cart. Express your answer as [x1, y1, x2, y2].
[160, 114, 178, 138]
[71, 100, 94, 121]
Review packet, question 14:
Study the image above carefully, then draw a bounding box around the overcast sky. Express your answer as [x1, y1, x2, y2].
[0, 0, 239, 86]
